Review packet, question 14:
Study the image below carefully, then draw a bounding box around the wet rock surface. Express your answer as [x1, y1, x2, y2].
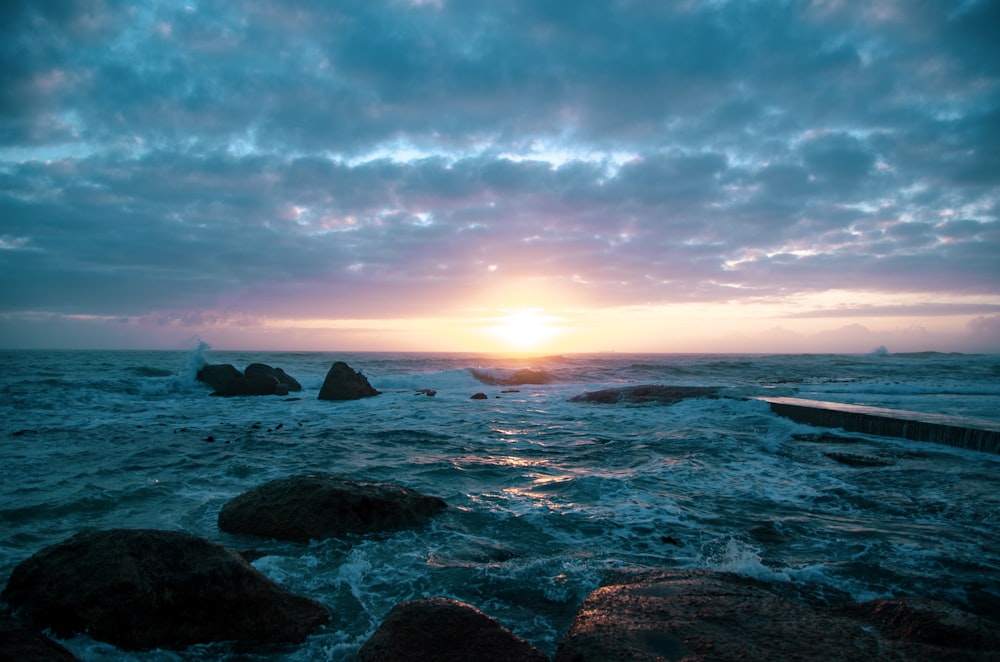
[196, 363, 301, 396]
[569, 385, 723, 405]
[0, 529, 329, 651]
[317, 361, 380, 400]
[358, 597, 548, 662]
[554, 569, 1000, 662]
[217, 473, 447, 542]
[0, 609, 79, 661]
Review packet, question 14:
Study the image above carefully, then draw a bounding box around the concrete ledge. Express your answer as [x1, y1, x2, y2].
[759, 397, 1000, 455]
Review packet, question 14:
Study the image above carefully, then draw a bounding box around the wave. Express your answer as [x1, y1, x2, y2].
[129, 366, 174, 378]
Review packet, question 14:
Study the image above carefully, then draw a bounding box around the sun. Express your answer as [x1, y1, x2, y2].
[489, 309, 561, 352]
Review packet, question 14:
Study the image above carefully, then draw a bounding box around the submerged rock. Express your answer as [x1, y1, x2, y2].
[317, 361, 380, 400]
[358, 598, 547, 662]
[825, 452, 894, 467]
[217, 473, 447, 542]
[569, 385, 723, 405]
[0, 529, 329, 651]
[555, 569, 1000, 661]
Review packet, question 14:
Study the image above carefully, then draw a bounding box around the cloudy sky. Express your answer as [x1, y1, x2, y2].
[2, 0, 998, 353]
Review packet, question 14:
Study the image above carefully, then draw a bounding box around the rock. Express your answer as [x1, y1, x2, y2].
[357, 598, 547, 662]
[317, 361, 380, 400]
[470, 392, 488, 400]
[196, 363, 243, 394]
[838, 598, 1000, 651]
[824, 452, 893, 467]
[415, 388, 437, 396]
[555, 570, 1000, 661]
[471, 368, 554, 386]
[229, 373, 280, 396]
[0, 529, 329, 651]
[0, 609, 79, 661]
[245, 363, 302, 392]
[568, 385, 722, 405]
[217, 473, 447, 542]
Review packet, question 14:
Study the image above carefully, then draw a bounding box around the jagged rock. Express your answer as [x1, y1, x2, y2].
[0, 609, 79, 661]
[196, 363, 293, 396]
[554, 569, 1000, 661]
[357, 598, 547, 662]
[217, 473, 447, 542]
[245, 363, 302, 392]
[196, 363, 243, 394]
[0, 529, 329, 651]
[317, 361, 380, 400]
[568, 385, 722, 405]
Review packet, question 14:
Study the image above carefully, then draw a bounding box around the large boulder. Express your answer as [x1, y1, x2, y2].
[245, 363, 302, 392]
[196, 363, 243, 394]
[554, 570, 1000, 661]
[0, 529, 329, 651]
[318, 361, 380, 400]
[217, 473, 447, 542]
[196, 363, 284, 396]
[357, 598, 547, 662]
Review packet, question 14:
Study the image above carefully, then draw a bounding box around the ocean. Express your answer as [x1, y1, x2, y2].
[2, 347, 999, 660]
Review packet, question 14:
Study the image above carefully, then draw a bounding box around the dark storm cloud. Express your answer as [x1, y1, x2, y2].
[1, 0, 997, 324]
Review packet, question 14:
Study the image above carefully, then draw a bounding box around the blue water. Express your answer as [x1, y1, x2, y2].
[2, 348, 999, 660]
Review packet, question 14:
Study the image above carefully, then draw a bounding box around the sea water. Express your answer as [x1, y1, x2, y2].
[1, 348, 999, 660]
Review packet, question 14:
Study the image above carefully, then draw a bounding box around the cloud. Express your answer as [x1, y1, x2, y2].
[0, 0, 997, 349]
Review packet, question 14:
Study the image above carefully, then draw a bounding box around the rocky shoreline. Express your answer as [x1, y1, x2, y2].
[5, 362, 999, 659]
[3, 470, 999, 661]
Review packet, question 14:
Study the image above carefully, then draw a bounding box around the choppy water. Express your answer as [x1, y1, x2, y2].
[2, 348, 999, 660]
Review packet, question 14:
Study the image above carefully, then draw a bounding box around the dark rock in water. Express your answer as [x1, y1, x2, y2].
[317, 361, 380, 400]
[217, 473, 447, 542]
[825, 452, 893, 467]
[555, 570, 1000, 661]
[198, 363, 290, 397]
[212, 375, 287, 397]
[838, 598, 1000, 651]
[569, 385, 722, 405]
[471, 368, 553, 386]
[555, 570, 866, 661]
[792, 432, 867, 444]
[196, 363, 243, 394]
[357, 597, 547, 662]
[470, 392, 488, 400]
[415, 388, 437, 396]
[0, 529, 329, 651]
[0, 609, 79, 661]
[245, 363, 302, 392]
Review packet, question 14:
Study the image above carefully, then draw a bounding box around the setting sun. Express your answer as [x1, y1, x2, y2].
[488, 309, 562, 352]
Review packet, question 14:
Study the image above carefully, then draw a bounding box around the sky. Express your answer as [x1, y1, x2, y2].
[1, 0, 999, 354]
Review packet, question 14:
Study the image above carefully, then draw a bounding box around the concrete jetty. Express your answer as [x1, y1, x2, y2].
[759, 396, 1000, 455]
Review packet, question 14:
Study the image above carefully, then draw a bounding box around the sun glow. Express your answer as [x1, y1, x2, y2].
[488, 309, 562, 352]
